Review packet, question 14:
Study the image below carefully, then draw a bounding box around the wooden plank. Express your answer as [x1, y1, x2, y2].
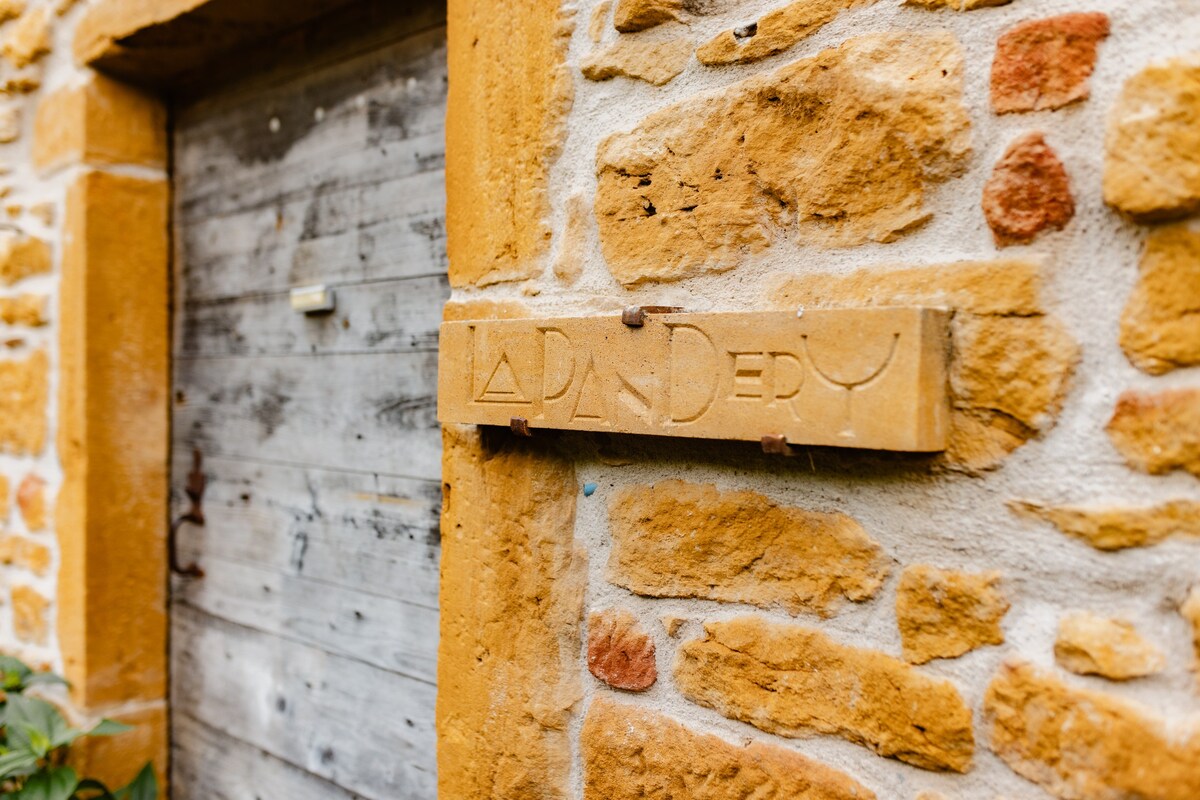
[170, 454, 440, 610]
[175, 29, 447, 213]
[173, 556, 438, 683]
[179, 274, 447, 358]
[176, 166, 447, 301]
[439, 309, 952, 452]
[172, 715, 366, 800]
[173, 350, 441, 480]
[172, 607, 436, 799]
[172, 26, 448, 301]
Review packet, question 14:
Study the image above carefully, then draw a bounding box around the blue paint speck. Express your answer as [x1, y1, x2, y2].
[583, 482, 598, 497]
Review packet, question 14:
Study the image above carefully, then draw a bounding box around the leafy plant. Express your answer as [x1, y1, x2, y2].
[0, 656, 156, 800]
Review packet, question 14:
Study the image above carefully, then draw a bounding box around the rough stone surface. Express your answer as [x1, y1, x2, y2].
[589, 0, 611, 41]
[0, 295, 46, 327]
[438, 425, 586, 800]
[447, 0, 574, 286]
[0, 350, 46, 456]
[12, 584, 48, 644]
[982, 132, 1075, 246]
[582, 698, 877, 799]
[1120, 224, 1200, 375]
[1104, 55, 1200, 221]
[582, 36, 692, 86]
[612, 0, 680, 32]
[0, 233, 50, 285]
[587, 610, 656, 691]
[676, 617, 975, 772]
[906, 0, 1010, 8]
[0, 535, 50, 576]
[608, 481, 889, 615]
[696, 0, 871, 66]
[1184, 587, 1200, 682]
[660, 615, 685, 638]
[0, 104, 20, 144]
[991, 13, 1110, 114]
[773, 260, 1078, 471]
[0, 1, 23, 26]
[1012, 499, 1200, 551]
[595, 32, 971, 284]
[551, 194, 587, 284]
[2, 7, 49, 68]
[985, 660, 1200, 800]
[16, 473, 45, 531]
[1107, 389, 1200, 479]
[1054, 612, 1165, 680]
[897, 565, 1009, 664]
[953, 314, 1079, 432]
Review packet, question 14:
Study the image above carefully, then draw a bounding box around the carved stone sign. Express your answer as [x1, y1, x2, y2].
[438, 308, 951, 452]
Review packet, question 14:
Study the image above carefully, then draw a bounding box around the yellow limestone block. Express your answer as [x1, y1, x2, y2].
[698, 0, 875, 66]
[675, 617, 975, 772]
[897, 565, 1009, 664]
[985, 660, 1200, 799]
[583, 697, 877, 799]
[1012, 499, 1200, 551]
[609, 480, 889, 615]
[1054, 612, 1165, 680]
[437, 425, 586, 799]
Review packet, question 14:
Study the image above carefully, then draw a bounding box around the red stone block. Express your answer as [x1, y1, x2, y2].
[991, 13, 1110, 114]
[983, 132, 1075, 246]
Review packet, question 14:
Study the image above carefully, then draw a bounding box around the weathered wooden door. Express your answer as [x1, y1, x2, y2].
[168, 4, 447, 797]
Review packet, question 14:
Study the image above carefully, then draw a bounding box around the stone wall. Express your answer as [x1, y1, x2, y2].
[0, 0, 169, 786]
[442, 0, 1200, 798]
[0, 0, 85, 674]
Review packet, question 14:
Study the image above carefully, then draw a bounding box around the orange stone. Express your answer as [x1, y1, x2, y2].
[587, 610, 657, 692]
[983, 132, 1075, 246]
[1107, 389, 1200, 478]
[991, 13, 1110, 114]
[16, 473, 46, 531]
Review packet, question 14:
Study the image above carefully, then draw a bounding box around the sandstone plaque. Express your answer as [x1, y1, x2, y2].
[438, 308, 951, 452]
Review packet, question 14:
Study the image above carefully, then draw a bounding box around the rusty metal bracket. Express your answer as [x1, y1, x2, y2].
[621, 305, 684, 328]
[761, 434, 799, 456]
[510, 417, 533, 437]
[169, 449, 206, 578]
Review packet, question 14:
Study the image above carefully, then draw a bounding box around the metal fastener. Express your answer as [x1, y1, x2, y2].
[510, 417, 533, 437]
[761, 434, 796, 456]
[622, 305, 685, 327]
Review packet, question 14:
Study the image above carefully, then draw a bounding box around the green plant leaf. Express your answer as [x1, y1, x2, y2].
[21, 675, 68, 689]
[13, 766, 78, 800]
[86, 720, 131, 738]
[5, 696, 81, 754]
[71, 779, 115, 800]
[0, 748, 39, 779]
[0, 657, 32, 689]
[23, 729, 50, 758]
[113, 765, 156, 800]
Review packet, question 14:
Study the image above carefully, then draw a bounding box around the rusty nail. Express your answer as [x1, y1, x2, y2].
[623, 306, 684, 327]
[511, 417, 533, 437]
[761, 434, 794, 456]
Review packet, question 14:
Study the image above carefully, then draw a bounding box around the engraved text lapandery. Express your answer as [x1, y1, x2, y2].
[438, 309, 951, 452]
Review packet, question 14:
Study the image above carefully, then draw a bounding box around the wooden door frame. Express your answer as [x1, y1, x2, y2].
[50, 0, 440, 788]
